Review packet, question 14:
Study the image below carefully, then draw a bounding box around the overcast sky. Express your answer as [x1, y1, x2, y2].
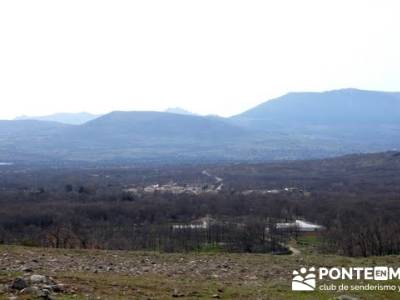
[0, 0, 399, 119]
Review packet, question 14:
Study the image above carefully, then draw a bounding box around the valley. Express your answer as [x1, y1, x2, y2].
[1, 90, 400, 299]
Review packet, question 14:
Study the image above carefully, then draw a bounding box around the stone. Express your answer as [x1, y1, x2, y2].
[0, 284, 7, 293]
[30, 274, 47, 284]
[21, 267, 33, 273]
[19, 286, 39, 295]
[37, 288, 54, 300]
[172, 289, 184, 297]
[11, 277, 28, 290]
[52, 283, 66, 292]
[42, 285, 55, 291]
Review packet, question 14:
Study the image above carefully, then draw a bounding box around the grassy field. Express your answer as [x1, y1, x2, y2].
[1, 243, 400, 300]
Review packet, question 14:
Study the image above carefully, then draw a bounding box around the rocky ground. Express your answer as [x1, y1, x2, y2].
[0, 245, 399, 299]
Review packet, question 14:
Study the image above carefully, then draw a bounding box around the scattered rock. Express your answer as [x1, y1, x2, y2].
[212, 294, 221, 298]
[37, 288, 54, 300]
[0, 284, 7, 293]
[30, 274, 47, 284]
[19, 286, 39, 295]
[11, 277, 28, 290]
[21, 267, 33, 273]
[52, 283, 66, 292]
[5, 274, 66, 300]
[172, 288, 184, 297]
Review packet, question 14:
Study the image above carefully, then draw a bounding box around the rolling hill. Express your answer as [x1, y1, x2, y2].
[79, 111, 244, 140]
[53, 111, 252, 162]
[0, 89, 399, 163]
[230, 88, 400, 152]
[231, 88, 400, 127]
[1, 112, 254, 162]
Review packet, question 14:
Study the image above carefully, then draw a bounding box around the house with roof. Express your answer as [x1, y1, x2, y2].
[172, 215, 216, 230]
[275, 219, 324, 232]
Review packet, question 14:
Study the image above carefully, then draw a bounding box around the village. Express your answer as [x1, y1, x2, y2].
[122, 168, 310, 197]
[123, 183, 308, 196]
[123, 181, 308, 196]
[123, 181, 224, 195]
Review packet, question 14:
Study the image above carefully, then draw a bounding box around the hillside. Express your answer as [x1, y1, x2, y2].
[232, 88, 400, 127]
[0, 120, 73, 161]
[1, 244, 399, 299]
[0, 112, 255, 163]
[55, 111, 252, 162]
[230, 89, 400, 154]
[79, 111, 245, 141]
[0, 120, 70, 137]
[209, 151, 400, 192]
[1, 89, 400, 163]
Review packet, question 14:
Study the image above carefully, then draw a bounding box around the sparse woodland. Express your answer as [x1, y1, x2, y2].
[1, 151, 400, 256]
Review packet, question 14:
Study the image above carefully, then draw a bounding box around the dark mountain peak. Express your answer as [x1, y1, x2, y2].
[86, 110, 233, 124]
[84, 110, 207, 126]
[232, 89, 400, 126]
[79, 110, 247, 143]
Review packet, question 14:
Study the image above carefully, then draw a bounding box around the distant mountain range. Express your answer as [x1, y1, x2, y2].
[15, 112, 101, 125]
[14, 108, 196, 125]
[2, 88, 400, 163]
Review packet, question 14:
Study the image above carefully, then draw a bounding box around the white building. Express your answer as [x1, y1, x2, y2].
[276, 219, 324, 232]
[172, 215, 215, 230]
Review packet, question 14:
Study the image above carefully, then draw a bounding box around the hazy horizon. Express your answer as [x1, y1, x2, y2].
[1, 0, 399, 119]
[4, 87, 400, 121]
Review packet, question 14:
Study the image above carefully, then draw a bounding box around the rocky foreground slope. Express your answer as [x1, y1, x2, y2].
[0, 245, 399, 299]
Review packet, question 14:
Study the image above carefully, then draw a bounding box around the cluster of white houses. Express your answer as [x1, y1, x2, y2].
[124, 182, 223, 195]
[172, 216, 324, 233]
